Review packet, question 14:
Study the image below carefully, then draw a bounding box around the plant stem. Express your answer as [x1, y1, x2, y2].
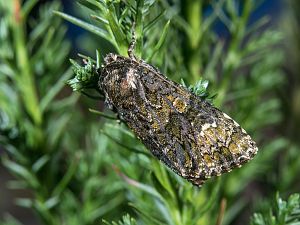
[215, 198, 227, 225]
[184, 0, 202, 83]
[11, 0, 42, 126]
[215, 0, 253, 107]
[135, 0, 144, 58]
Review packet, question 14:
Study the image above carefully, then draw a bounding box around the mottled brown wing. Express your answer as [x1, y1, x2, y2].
[99, 54, 258, 186]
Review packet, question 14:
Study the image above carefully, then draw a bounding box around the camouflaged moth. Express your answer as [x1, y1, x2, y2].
[97, 46, 258, 186]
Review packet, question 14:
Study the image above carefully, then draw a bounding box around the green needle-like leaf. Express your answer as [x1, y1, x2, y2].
[146, 20, 170, 61]
[54, 11, 111, 42]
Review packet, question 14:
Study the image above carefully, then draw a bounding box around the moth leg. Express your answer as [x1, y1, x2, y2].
[186, 176, 206, 187]
[128, 22, 137, 60]
[116, 115, 122, 124]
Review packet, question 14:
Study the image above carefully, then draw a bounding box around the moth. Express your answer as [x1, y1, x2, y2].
[98, 48, 258, 186]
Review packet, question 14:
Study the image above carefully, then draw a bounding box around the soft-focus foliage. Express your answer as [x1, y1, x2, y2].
[0, 1, 126, 224]
[1, 0, 300, 225]
[103, 215, 137, 225]
[251, 193, 300, 225]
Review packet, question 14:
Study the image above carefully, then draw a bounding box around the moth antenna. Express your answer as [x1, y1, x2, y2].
[128, 22, 137, 60]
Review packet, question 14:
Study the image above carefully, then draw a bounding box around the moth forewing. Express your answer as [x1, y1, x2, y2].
[99, 53, 258, 186]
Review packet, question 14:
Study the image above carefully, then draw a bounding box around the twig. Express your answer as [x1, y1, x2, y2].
[215, 198, 227, 225]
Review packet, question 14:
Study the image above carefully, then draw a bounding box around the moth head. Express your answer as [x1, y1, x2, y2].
[104, 53, 118, 64]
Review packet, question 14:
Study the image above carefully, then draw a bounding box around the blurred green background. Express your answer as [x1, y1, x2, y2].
[1, 0, 300, 225]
